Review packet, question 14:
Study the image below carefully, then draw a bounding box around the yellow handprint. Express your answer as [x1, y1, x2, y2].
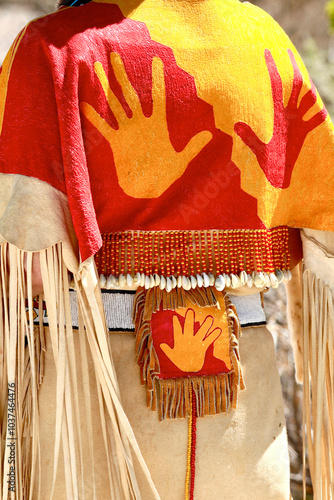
[160, 308, 222, 373]
[80, 53, 213, 198]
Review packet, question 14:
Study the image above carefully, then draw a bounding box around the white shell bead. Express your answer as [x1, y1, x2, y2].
[166, 277, 173, 293]
[177, 276, 182, 288]
[154, 274, 161, 286]
[246, 277, 253, 288]
[215, 275, 226, 291]
[197, 274, 204, 287]
[134, 272, 141, 285]
[224, 274, 231, 288]
[231, 274, 240, 289]
[254, 273, 265, 288]
[119, 274, 126, 287]
[263, 273, 270, 287]
[182, 276, 188, 289]
[140, 273, 145, 287]
[209, 273, 215, 286]
[269, 273, 278, 288]
[150, 275, 155, 288]
[159, 275, 166, 290]
[202, 273, 210, 287]
[240, 271, 248, 285]
[99, 274, 107, 288]
[144, 275, 151, 289]
[126, 273, 133, 286]
[107, 275, 115, 289]
[191, 276, 197, 289]
[171, 276, 177, 289]
[275, 269, 284, 284]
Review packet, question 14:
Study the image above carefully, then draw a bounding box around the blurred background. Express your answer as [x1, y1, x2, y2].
[1, 1, 334, 498]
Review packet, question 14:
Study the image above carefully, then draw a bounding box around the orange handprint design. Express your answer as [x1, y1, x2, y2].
[80, 53, 212, 199]
[235, 49, 328, 189]
[160, 308, 222, 373]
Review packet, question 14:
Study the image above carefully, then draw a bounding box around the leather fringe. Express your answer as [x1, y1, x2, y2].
[302, 269, 334, 500]
[0, 241, 160, 500]
[133, 287, 244, 421]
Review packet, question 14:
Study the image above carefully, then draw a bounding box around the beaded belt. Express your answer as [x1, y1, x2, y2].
[32, 289, 266, 331]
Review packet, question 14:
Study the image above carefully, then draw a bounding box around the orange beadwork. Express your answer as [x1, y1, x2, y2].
[94, 227, 291, 278]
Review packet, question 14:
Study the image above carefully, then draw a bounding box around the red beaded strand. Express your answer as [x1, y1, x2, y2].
[175, 231, 182, 277]
[159, 232, 165, 276]
[138, 232, 145, 274]
[180, 232, 188, 276]
[200, 231, 207, 274]
[126, 231, 132, 276]
[108, 233, 116, 276]
[147, 232, 153, 276]
[153, 232, 159, 275]
[194, 232, 201, 275]
[120, 232, 126, 275]
[189, 232, 196, 276]
[221, 231, 230, 275]
[169, 231, 176, 276]
[165, 232, 171, 276]
[207, 232, 214, 275]
[213, 231, 220, 275]
[133, 232, 139, 275]
[265, 230, 275, 273]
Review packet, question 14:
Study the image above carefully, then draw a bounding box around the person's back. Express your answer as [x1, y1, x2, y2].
[1, 1, 334, 498]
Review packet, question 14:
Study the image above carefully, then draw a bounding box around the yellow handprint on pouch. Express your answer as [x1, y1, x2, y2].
[80, 53, 213, 198]
[160, 308, 222, 373]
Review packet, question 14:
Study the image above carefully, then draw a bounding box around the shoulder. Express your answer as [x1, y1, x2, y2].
[16, 2, 120, 55]
[238, 1, 292, 43]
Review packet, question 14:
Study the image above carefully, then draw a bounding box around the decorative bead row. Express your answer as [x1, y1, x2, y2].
[98, 268, 292, 292]
[95, 227, 290, 279]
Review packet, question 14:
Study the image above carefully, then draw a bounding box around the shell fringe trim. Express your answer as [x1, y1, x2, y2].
[96, 268, 292, 292]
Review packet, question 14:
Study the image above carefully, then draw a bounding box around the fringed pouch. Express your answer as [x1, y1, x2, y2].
[133, 286, 245, 421]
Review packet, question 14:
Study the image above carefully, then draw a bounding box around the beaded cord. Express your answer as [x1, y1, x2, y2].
[185, 387, 197, 500]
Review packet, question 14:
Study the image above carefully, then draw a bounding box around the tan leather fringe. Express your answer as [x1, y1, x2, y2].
[302, 269, 334, 500]
[0, 242, 160, 500]
[133, 287, 244, 421]
[96, 227, 290, 278]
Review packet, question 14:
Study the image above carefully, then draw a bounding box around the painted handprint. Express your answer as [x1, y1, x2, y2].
[235, 49, 328, 189]
[81, 53, 212, 198]
[160, 308, 222, 373]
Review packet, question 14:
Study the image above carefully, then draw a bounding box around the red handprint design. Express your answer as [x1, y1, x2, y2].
[235, 49, 328, 189]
